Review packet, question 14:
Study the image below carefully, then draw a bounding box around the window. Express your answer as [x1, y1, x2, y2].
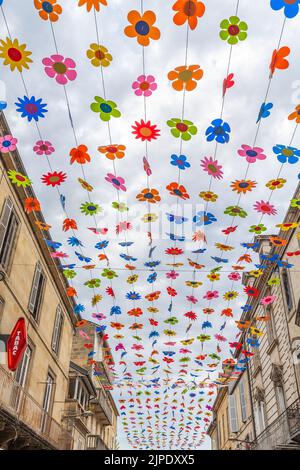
[51, 306, 63, 354]
[68, 377, 90, 410]
[275, 385, 286, 415]
[239, 379, 247, 422]
[11, 344, 33, 410]
[28, 262, 46, 321]
[41, 371, 55, 433]
[282, 268, 293, 312]
[0, 198, 19, 271]
[295, 300, 300, 327]
[228, 395, 238, 433]
[254, 401, 266, 436]
[266, 306, 276, 345]
[222, 413, 226, 443]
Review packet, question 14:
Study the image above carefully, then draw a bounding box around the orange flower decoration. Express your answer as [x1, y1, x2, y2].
[70, 145, 90, 164]
[269, 236, 287, 247]
[166, 182, 190, 200]
[124, 10, 160, 47]
[136, 188, 161, 203]
[230, 179, 257, 194]
[35, 220, 51, 231]
[110, 322, 124, 330]
[128, 308, 143, 317]
[173, 0, 205, 30]
[288, 105, 300, 124]
[98, 144, 126, 160]
[66, 287, 77, 297]
[78, 0, 107, 12]
[24, 197, 41, 213]
[63, 218, 77, 231]
[168, 65, 203, 91]
[221, 308, 233, 317]
[34, 0, 62, 22]
[145, 291, 161, 301]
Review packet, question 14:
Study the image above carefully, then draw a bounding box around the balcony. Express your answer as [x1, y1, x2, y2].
[86, 434, 108, 450]
[89, 389, 113, 426]
[0, 364, 73, 450]
[250, 398, 300, 450]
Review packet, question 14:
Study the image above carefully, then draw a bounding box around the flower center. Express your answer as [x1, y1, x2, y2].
[16, 174, 26, 182]
[140, 126, 152, 137]
[246, 150, 257, 157]
[184, 0, 196, 16]
[2, 140, 11, 147]
[214, 126, 224, 135]
[179, 70, 193, 82]
[174, 189, 183, 196]
[95, 49, 105, 60]
[100, 103, 112, 113]
[272, 180, 280, 186]
[112, 178, 120, 186]
[232, 208, 240, 213]
[42, 1, 53, 13]
[53, 61, 67, 74]
[261, 205, 270, 212]
[239, 182, 249, 188]
[282, 148, 293, 157]
[107, 145, 117, 153]
[176, 122, 188, 132]
[140, 81, 150, 90]
[40, 144, 48, 151]
[228, 24, 240, 36]
[7, 47, 22, 62]
[135, 20, 150, 36]
[87, 205, 96, 211]
[208, 164, 217, 173]
[25, 103, 38, 115]
[49, 176, 60, 183]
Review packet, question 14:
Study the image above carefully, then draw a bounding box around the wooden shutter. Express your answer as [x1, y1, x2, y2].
[0, 198, 19, 270]
[51, 306, 63, 353]
[228, 394, 238, 433]
[0, 198, 13, 253]
[28, 263, 42, 314]
[239, 380, 247, 422]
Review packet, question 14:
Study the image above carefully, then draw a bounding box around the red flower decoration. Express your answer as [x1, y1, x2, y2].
[132, 119, 160, 142]
[165, 247, 184, 255]
[42, 171, 66, 187]
[184, 311, 197, 321]
[106, 286, 115, 297]
[244, 286, 260, 297]
[221, 308, 233, 317]
[167, 286, 177, 297]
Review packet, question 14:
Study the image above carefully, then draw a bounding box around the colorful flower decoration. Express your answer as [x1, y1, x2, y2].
[254, 200, 277, 216]
[112, 202, 128, 212]
[223, 291, 238, 301]
[165, 247, 183, 255]
[95, 240, 109, 250]
[249, 223, 267, 234]
[86, 43, 112, 67]
[33, 140, 55, 156]
[78, 178, 93, 192]
[230, 179, 257, 194]
[270, 0, 300, 18]
[193, 211, 217, 226]
[0, 37, 32, 72]
[170, 154, 191, 170]
[244, 286, 260, 297]
[105, 174, 126, 191]
[85, 278, 101, 288]
[136, 188, 161, 203]
[168, 65, 203, 91]
[102, 268, 118, 279]
[238, 145, 266, 163]
[80, 202, 102, 216]
[288, 104, 300, 123]
[205, 119, 230, 143]
[24, 197, 41, 214]
[203, 290, 219, 300]
[224, 206, 247, 218]
[98, 144, 126, 160]
[277, 222, 299, 231]
[78, 0, 107, 12]
[91, 97, 121, 121]
[142, 213, 158, 223]
[266, 178, 286, 190]
[270, 46, 290, 76]
[269, 236, 287, 246]
[219, 16, 248, 45]
[124, 10, 160, 47]
[0, 135, 17, 153]
[166, 182, 190, 200]
[256, 102, 273, 123]
[207, 272, 220, 282]
[268, 277, 281, 286]
[200, 157, 223, 179]
[132, 119, 160, 142]
[34, 0, 62, 22]
[42, 55, 77, 85]
[291, 198, 300, 209]
[167, 118, 197, 141]
[132, 75, 157, 97]
[199, 191, 218, 202]
[228, 272, 241, 281]
[15, 96, 48, 122]
[172, 0, 205, 30]
[261, 295, 276, 306]
[7, 170, 32, 187]
[70, 145, 90, 164]
[273, 144, 300, 164]
[42, 171, 66, 187]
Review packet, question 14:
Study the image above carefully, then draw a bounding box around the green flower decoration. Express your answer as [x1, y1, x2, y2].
[267, 277, 281, 286]
[224, 205, 247, 218]
[249, 223, 267, 234]
[102, 268, 118, 279]
[163, 329, 176, 336]
[290, 198, 300, 209]
[179, 357, 191, 363]
[220, 16, 248, 45]
[90, 96, 121, 121]
[164, 317, 178, 325]
[63, 269, 76, 279]
[209, 353, 221, 361]
[8, 169, 32, 188]
[197, 334, 211, 342]
[80, 202, 102, 216]
[167, 118, 197, 141]
[133, 335, 142, 341]
[84, 278, 101, 288]
[112, 201, 129, 212]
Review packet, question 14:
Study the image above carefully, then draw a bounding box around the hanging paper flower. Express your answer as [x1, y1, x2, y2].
[0, 37, 32, 72]
[205, 119, 231, 143]
[145, 291, 161, 301]
[207, 272, 220, 282]
[288, 104, 300, 123]
[7, 170, 32, 187]
[261, 295, 276, 306]
[102, 268, 118, 279]
[221, 308, 233, 317]
[220, 16, 248, 45]
[112, 201, 129, 212]
[172, 0, 205, 30]
[95, 240, 109, 250]
[266, 178, 286, 190]
[78, 178, 93, 192]
[270, 46, 290, 76]
[124, 10, 160, 46]
[224, 206, 247, 218]
[168, 65, 203, 91]
[0, 135, 17, 153]
[86, 43, 112, 67]
[215, 243, 233, 251]
[203, 291, 219, 300]
[34, 0, 62, 22]
[142, 213, 158, 223]
[126, 291, 142, 301]
[41, 171, 66, 187]
[244, 286, 260, 297]
[166, 182, 190, 200]
[273, 144, 300, 164]
[170, 154, 191, 170]
[256, 102, 274, 123]
[200, 156, 223, 179]
[224, 291, 238, 301]
[165, 247, 183, 255]
[277, 222, 299, 231]
[91, 96, 121, 121]
[268, 277, 281, 286]
[42, 55, 77, 85]
[187, 295, 198, 304]
[127, 308, 143, 317]
[85, 278, 101, 288]
[238, 145, 266, 163]
[166, 270, 179, 280]
[62, 219, 77, 231]
[35, 221, 51, 231]
[24, 197, 41, 213]
[70, 145, 90, 164]
[132, 75, 157, 97]
[105, 174, 126, 191]
[269, 236, 287, 246]
[228, 272, 241, 281]
[80, 202, 102, 216]
[270, 0, 300, 18]
[98, 144, 126, 160]
[290, 198, 300, 209]
[230, 179, 257, 194]
[127, 274, 138, 284]
[132, 119, 160, 142]
[249, 223, 267, 234]
[78, 0, 107, 12]
[167, 118, 197, 141]
[254, 200, 277, 216]
[136, 188, 161, 203]
[193, 211, 217, 226]
[199, 191, 218, 202]
[15, 96, 48, 122]
[33, 140, 55, 156]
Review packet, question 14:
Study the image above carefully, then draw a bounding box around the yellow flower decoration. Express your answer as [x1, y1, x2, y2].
[78, 177, 93, 192]
[223, 291, 238, 301]
[266, 178, 286, 190]
[249, 269, 264, 278]
[142, 213, 158, 223]
[86, 43, 112, 67]
[163, 329, 177, 337]
[215, 243, 234, 251]
[0, 37, 33, 72]
[199, 191, 218, 202]
[127, 274, 138, 284]
[147, 307, 159, 313]
[207, 272, 220, 282]
[185, 281, 203, 288]
[276, 222, 299, 231]
[92, 294, 102, 306]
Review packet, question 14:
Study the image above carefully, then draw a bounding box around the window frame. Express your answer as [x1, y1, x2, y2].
[28, 262, 46, 323]
[228, 394, 238, 433]
[281, 268, 294, 314]
[51, 305, 64, 355]
[0, 197, 20, 273]
[239, 379, 247, 423]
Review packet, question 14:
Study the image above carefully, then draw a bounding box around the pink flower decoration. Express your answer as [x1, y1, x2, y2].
[132, 75, 157, 97]
[166, 270, 179, 280]
[203, 290, 219, 300]
[228, 272, 241, 281]
[254, 200, 277, 216]
[105, 173, 126, 191]
[238, 145, 266, 164]
[200, 156, 223, 179]
[186, 295, 198, 304]
[42, 54, 77, 85]
[0, 135, 17, 153]
[33, 140, 55, 156]
[261, 295, 276, 306]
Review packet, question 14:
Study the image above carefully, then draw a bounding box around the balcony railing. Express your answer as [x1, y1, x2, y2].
[250, 398, 300, 450]
[89, 389, 113, 426]
[0, 364, 73, 450]
[86, 434, 108, 450]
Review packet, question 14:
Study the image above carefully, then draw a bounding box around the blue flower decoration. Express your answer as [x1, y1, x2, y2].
[44, 239, 62, 249]
[241, 304, 252, 312]
[149, 331, 159, 338]
[119, 242, 134, 247]
[256, 102, 273, 123]
[0, 101, 7, 110]
[273, 144, 300, 164]
[0, 1, 3, 6]
[170, 154, 191, 170]
[61, 264, 76, 269]
[270, 0, 300, 18]
[166, 233, 185, 241]
[193, 211, 217, 226]
[74, 304, 85, 314]
[68, 236, 83, 247]
[205, 118, 231, 144]
[120, 253, 137, 261]
[147, 272, 157, 283]
[110, 305, 121, 315]
[15, 96, 48, 122]
[211, 256, 228, 263]
[144, 260, 161, 268]
[202, 321, 212, 329]
[166, 213, 188, 224]
[75, 252, 91, 263]
[126, 291, 141, 300]
[95, 240, 109, 250]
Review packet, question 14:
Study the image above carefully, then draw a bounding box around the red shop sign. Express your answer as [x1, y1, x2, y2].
[7, 318, 27, 371]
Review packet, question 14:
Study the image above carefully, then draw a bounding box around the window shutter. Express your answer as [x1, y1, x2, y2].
[0, 198, 13, 253]
[229, 395, 238, 433]
[28, 263, 42, 313]
[239, 380, 247, 422]
[51, 306, 63, 353]
[0, 215, 18, 270]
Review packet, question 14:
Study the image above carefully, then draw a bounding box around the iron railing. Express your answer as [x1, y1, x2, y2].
[90, 389, 113, 426]
[86, 434, 108, 450]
